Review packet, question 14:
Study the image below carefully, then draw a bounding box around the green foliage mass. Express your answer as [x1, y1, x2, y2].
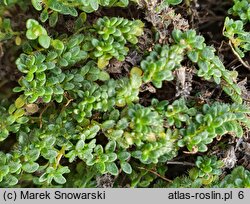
[168, 155, 224, 188]
[177, 102, 250, 153]
[140, 29, 242, 103]
[224, 0, 250, 61]
[228, 0, 250, 23]
[214, 166, 250, 188]
[90, 16, 144, 68]
[0, 0, 250, 188]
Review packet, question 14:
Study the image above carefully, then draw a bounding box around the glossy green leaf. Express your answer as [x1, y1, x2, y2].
[22, 162, 39, 173]
[121, 162, 132, 174]
[106, 162, 119, 175]
[31, 0, 43, 11]
[38, 35, 51, 49]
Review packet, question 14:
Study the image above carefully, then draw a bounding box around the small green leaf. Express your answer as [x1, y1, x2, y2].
[49, 12, 58, 27]
[177, 139, 185, 147]
[97, 56, 109, 69]
[89, 0, 99, 11]
[26, 29, 38, 40]
[15, 95, 26, 109]
[96, 162, 106, 173]
[202, 166, 213, 174]
[64, 82, 75, 90]
[107, 153, 117, 162]
[187, 51, 199, 62]
[106, 162, 119, 175]
[6, 115, 16, 125]
[52, 39, 64, 50]
[76, 140, 85, 150]
[195, 114, 203, 123]
[118, 151, 130, 161]
[166, 0, 183, 5]
[26, 19, 39, 29]
[4, 175, 18, 186]
[53, 174, 66, 184]
[28, 94, 39, 103]
[102, 120, 115, 130]
[99, 71, 110, 81]
[31, 0, 43, 11]
[41, 149, 57, 161]
[234, 178, 243, 187]
[121, 162, 132, 174]
[38, 35, 51, 49]
[40, 9, 49, 22]
[28, 149, 40, 161]
[22, 162, 39, 173]
[0, 129, 9, 141]
[39, 173, 48, 183]
[198, 144, 208, 152]
[105, 140, 116, 153]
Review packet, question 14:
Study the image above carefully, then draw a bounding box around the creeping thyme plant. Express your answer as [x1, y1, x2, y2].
[223, 0, 250, 66]
[0, 0, 250, 188]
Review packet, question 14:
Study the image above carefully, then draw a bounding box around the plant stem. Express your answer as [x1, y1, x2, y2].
[137, 166, 172, 183]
